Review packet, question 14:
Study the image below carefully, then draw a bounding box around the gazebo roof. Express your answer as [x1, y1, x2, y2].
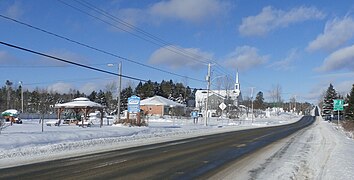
[55, 97, 103, 109]
[1, 109, 19, 117]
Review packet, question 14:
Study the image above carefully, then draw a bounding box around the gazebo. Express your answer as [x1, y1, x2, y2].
[54, 97, 104, 127]
[1, 109, 19, 124]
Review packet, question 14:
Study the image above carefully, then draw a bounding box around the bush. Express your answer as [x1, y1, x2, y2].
[342, 120, 354, 132]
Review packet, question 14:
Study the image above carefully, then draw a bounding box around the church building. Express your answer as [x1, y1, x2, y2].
[195, 72, 241, 115]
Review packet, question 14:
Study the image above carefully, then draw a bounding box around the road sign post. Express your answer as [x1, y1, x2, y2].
[333, 99, 344, 126]
[128, 95, 140, 125]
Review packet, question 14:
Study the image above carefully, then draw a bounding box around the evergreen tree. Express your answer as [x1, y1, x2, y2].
[121, 86, 133, 111]
[141, 80, 155, 98]
[134, 82, 143, 97]
[160, 80, 173, 98]
[345, 84, 354, 120]
[254, 91, 265, 110]
[97, 90, 107, 106]
[74, 90, 84, 98]
[88, 91, 97, 102]
[322, 84, 338, 119]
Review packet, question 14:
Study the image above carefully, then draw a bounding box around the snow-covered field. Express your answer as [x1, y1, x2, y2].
[2, 113, 354, 179]
[0, 113, 299, 168]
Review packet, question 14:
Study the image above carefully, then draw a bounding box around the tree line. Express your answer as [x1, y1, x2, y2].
[0, 80, 195, 114]
[1, 79, 314, 116]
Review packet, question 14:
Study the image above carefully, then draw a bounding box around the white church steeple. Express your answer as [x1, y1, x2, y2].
[234, 71, 240, 93]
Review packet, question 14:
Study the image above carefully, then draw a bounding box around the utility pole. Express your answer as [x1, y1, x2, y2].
[250, 87, 255, 124]
[5, 80, 13, 109]
[205, 63, 211, 126]
[19, 81, 24, 113]
[294, 95, 297, 114]
[108, 63, 122, 122]
[117, 62, 122, 121]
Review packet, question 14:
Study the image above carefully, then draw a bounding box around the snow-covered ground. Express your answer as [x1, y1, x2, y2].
[0, 113, 299, 168]
[2, 113, 354, 179]
[213, 116, 354, 180]
[260, 117, 354, 180]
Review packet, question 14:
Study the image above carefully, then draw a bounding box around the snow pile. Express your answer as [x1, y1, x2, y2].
[247, 117, 354, 180]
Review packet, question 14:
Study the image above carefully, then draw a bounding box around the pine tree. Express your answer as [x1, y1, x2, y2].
[134, 82, 143, 97]
[345, 84, 354, 120]
[121, 86, 133, 111]
[97, 90, 107, 106]
[254, 91, 265, 110]
[88, 91, 97, 102]
[322, 84, 338, 119]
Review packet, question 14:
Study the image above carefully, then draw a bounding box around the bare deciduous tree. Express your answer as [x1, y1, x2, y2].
[222, 75, 233, 93]
[269, 84, 282, 115]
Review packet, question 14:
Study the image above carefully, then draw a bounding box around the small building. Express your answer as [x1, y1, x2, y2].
[140, 96, 186, 116]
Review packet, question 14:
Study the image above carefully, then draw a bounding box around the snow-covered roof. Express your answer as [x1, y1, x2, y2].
[55, 97, 103, 109]
[1, 109, 19, 116]
[140, 96, 185, 107]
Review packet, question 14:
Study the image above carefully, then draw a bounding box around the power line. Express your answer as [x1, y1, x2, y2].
[0, 40, 147, 82]
[0, 63, 111, 68]
[0, 42, 222, 93]
[63, 0, 210, 65]
[58, 0, 234, 80]
[0, 14, 204, 83]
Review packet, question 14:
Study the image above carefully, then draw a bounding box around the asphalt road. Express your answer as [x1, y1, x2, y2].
[0, 116, 315, 180]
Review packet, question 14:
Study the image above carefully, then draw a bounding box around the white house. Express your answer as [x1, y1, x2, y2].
[195, 72, 241, 113]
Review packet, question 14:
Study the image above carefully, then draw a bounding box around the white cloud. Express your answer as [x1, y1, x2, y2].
[47, 82, 74, 94]
[267, 49, 298, 71]
[307, 80, 352, 104]
[336, 80, 353, 96]
[111, 8, 145, 32]
[112, 0, 229, 27]
[223, 46, 269, 71]
[307, 17, 354, 52]
[0, 51, 18, 64]
[148, 45, 213, 69]
[149, 0, 229, 23]
[79, 82, 101, 95]
[316, 44, 354, 72]
[5, 1, 24, 19]
[42, 49, 89, 66]
[311, 72, 354, 79]
[239, 6, 325, 36]
[47, 82, 105, 95]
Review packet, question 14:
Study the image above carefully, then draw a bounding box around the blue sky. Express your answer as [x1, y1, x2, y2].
[1, 0, 354, 104]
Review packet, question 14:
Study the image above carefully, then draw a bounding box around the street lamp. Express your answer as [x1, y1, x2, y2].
[19, 81, 24, 113]
[108, 63, 122, 122]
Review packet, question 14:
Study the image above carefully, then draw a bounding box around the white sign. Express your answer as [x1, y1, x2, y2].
[128, 95, 140, 113]
[219, 103, 227, 110]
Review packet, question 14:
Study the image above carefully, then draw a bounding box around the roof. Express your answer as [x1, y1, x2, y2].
[140, 96, 185, 107]
[1, 109, 19, 117]
[55, 97, 103, 109]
